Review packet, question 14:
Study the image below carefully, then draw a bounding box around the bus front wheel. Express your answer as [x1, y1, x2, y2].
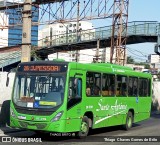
[76, 116, 89, 138]
[123, 111, 133, 131]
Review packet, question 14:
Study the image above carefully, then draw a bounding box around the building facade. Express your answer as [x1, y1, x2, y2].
[148, 54, 160, 64]
[39, 21, 114, 63]
[0, 0, 38, 48]
[39, 21, 101, 63]
[38, 21, 95, 47]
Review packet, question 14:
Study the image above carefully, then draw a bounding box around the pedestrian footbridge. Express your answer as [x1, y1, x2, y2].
[37, 21, 160, 58]
[0, 21, 159, 67]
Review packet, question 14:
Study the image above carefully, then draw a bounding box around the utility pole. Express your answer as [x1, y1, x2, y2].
[101, 47, 106, 63]
[94, 39, 100, 62]
[110, 0, 129, 65]
[21, 0, 32, 62]
[75, 0, 80, 62]
[50, 27, 52, 46]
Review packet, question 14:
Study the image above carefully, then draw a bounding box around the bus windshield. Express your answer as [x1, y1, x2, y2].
[13, 73, 66, 109]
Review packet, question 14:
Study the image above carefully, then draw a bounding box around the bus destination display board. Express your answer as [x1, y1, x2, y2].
[18, 64, 68, 73]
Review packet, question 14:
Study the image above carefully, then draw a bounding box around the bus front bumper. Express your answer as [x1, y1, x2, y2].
[10, 117, 66, 132]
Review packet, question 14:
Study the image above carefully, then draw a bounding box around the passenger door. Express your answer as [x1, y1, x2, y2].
[65, 70, 84, 132]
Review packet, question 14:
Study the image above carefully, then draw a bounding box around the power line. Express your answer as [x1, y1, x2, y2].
[127, 46, 149, 56]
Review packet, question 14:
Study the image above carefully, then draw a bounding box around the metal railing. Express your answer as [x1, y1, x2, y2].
[0, 21, 159, 68]
[39, 21, 159, 48]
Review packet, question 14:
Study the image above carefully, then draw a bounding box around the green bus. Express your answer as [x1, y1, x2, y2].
[10, 61, 152, 137]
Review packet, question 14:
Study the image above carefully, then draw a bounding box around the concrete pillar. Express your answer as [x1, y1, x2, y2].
[21, 0, 32, 62]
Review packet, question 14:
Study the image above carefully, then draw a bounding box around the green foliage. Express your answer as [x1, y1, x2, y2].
[134, 62, 150, 69]
[127, 56, 134, 64]
[31, 46, 41, 60]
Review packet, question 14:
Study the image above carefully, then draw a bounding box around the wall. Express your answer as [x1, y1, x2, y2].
[0, 12, 8, 48]
[0, 72, 15, 106]
[152, 81, 160, 111]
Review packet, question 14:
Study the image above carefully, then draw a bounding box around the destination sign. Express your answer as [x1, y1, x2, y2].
[23, 65, 61, 72]
[18, 63, 68, 73]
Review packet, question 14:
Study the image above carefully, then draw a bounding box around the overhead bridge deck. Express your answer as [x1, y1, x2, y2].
[36, 21, 160, 58]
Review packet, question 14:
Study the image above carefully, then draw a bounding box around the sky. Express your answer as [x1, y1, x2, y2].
[92, 0, 160, 62]
[35, 0, 159, 62]
[126, 0, 160, 62]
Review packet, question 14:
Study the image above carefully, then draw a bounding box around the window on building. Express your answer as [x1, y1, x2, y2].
[79, 28, 82, 31]
[69, 24, 72, 27]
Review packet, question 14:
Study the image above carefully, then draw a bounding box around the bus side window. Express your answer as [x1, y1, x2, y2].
[102, 74, 115, 96]
[86, 72, 101, 97]
[93, 86, 100, 95]
[67, 78, 82, 109]
[139, 78, 148, 97]
[121, 83, 127, 96]
[68, 78, 82, 99]
[128, 77, 138, 97]
[77, 79, 82, 98]
[116, 75, 127, 97]
[86, 82, 91, 96]
[133, 78, 138, 96]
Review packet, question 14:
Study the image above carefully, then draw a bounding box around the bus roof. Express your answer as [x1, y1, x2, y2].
[68, 62, 152, 78]
[89, 63, 133, 71]
[17, 61, 152, 78]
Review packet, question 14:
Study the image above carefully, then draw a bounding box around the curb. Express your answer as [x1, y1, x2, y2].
[3, 129, 26, 134]
[151, 111, 160, 117]
[0, 126, 26, 134]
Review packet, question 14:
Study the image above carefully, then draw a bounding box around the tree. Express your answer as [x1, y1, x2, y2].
[127, 56, 134, 64]
[31, 46, 41, 60]
[144, 64, 150, 69]
[134, 62, 150, 69]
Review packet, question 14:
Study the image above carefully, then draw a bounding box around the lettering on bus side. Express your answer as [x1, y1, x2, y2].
[96, 99, 127, 112]
[112, 68, 125, 73]
[94, 99, 128, 124]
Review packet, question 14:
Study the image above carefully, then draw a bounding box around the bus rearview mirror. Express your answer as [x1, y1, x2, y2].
[69, 88, 72, 97]
[6, 77, 9, 87]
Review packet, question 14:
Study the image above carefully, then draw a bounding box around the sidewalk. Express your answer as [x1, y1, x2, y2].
[151, 110, 160, 114]
[0, 126, 25, 135]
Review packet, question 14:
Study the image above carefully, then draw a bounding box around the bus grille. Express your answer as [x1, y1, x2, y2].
[15, 108, 53, 116]
[36, 123, 47, 129]
[19, 121, 28, 128]
[19, 121, 47, 130]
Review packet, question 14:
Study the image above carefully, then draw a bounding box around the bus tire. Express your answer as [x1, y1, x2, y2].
[76, 116, 89, 139]
[123, 111, 133, 131]
[0, 100, 10, 127]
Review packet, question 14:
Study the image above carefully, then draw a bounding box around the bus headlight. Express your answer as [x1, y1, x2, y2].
[10, 108, 16, 118]
[51, 111, 63, 122]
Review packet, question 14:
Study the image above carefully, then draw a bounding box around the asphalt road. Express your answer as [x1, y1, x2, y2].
[1, 113, 160, 145]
